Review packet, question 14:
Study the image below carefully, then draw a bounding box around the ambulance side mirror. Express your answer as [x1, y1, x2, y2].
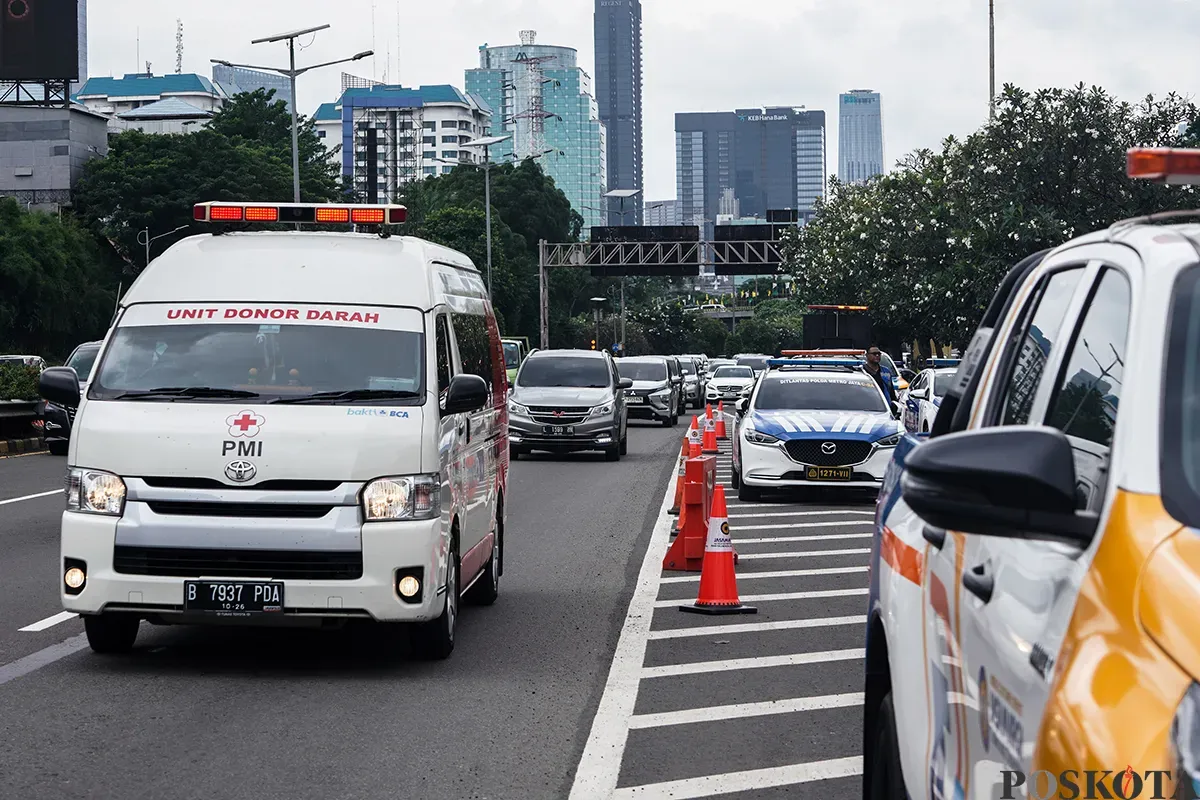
[40, 367, 81, 409]
[900, 426, 1098, 545]
[443, 374, 488, 415]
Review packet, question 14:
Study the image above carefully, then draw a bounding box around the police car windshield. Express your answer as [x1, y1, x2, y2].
[89, 324, 425, 403]
[67, 345, 101, 381]
[755, 376, 888, 412]
[713, 366, 753, 379]
[934, 373, 955, 396]
[618, 360, 667, 382]
[737, 356, 771, 371]
[502, 342, 520, 368]
[518, 356, 610, 388]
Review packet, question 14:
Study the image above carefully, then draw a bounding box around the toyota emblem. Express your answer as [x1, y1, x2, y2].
[821, 442, 837, 455]
[225, 460, 257, 483]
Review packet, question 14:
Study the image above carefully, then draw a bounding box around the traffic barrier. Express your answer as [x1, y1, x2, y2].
[680, 486, 757, 615]
[702, 422, 719, 454]
[663, 454, 717, 571]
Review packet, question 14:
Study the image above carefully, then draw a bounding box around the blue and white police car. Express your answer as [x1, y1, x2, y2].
[900, 358, 960, 435]
[730, 357, 904, 501]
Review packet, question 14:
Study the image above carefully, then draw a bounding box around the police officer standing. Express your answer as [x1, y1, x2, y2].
[864, 345, 896, 404]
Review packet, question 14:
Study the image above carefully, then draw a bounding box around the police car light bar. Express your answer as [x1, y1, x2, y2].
[192, 202, 408, 225]
[1126, 148, 1200, 184]
[780, 349, 866, 358]
[767, 358, 864, 370]
[927, 358, 962, 368]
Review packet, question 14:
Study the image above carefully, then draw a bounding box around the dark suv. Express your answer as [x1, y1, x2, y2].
[507, 350, 632, 461]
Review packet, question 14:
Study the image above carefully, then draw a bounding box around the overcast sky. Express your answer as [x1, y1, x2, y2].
[90, 0, 1200, 201]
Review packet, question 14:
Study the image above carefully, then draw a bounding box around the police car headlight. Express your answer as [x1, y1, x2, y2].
[744, 429, 779, 446]
[1171, 683, 1200, 797]
[589, 403, 614, 418]
[67, 468, 126, 516]
[875, 432, 902, 447]
[362, 474, 440, 521]
[508, 400, 529, 417]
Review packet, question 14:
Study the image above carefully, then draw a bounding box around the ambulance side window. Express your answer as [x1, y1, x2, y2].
[435, 315, 453, 411]
[451, 312, 493, 391]
[1044, 268, 1131, 510]
[993, 267, 1086, 426]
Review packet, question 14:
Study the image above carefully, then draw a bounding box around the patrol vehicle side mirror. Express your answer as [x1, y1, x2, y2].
[911, 387, 930, 401]
[39, 367, 81, 409]
[735, 398, 748, 416]
[443, 374, 488, 414]
[618, 378, 634, 390]
[890, 401, 903, 419]
[900, 426, 1098, 545]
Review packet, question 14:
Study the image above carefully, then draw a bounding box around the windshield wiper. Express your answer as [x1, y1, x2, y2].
[271, 388, 422, 405]
[113, 387, 262, 401]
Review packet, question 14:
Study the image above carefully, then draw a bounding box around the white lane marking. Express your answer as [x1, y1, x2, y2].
[0, 489, 60, 507]
[655, 587, 867, 607]
[611, 756, 863, 799]
[738, 547, 871, 560]
[0, 634, 89, 686]
[738, 532, 872, 544]
[568, 443, 679, 799]
[18, 611, 79, 632]
[727, 509, 875, 518]
[659, 565, 868, 584]
[641, 647, 865, 678]
[734, 519, 873, 532]
[628, 691, 864, 729]
[647, 614, 866, 640]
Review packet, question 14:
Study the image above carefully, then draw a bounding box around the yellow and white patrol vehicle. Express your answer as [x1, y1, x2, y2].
[865, 149, 1200, 798]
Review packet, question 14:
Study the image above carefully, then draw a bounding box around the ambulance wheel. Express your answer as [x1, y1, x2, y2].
[467, 511, 501, 607]
[737, 478, 761, 502]
[48, 440, 68, 456]
[83, 613, 139, 655]
[413, 541, 458, 660]
[868, 693, 906, 800]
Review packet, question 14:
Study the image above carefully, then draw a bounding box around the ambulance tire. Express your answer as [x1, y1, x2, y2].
[737, 477, 761, 502]
[467, 510, 501, 606]
[868, 693, 906, 800]
[84, 613, 139, 655]
[413, 540, 458, 660]
[48, 440, 68, 456]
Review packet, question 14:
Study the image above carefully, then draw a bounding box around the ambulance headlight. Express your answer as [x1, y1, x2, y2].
[67, 469, 126, 516]
[1171, 683, 1200, 797]
[362, 474, 440, 521]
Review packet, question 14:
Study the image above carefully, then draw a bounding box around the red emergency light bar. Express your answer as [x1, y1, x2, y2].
[193, 202, 408, 225]
[1127, 148, 1200, 184]
[806, 304, 869, 311]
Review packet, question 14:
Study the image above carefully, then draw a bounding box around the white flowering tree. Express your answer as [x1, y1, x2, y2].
[788, 84, 1199, 351]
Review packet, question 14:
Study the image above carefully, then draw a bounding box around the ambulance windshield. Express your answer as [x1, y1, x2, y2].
[89, 323, 425, 403]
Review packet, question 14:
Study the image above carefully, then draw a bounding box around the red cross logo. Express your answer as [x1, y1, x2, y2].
[226, 410, 264, 438]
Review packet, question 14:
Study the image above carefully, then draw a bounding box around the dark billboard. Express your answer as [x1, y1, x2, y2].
[0, 0, 80, 81]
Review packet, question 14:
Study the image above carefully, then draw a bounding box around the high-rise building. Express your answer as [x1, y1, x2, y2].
[644, 199, 678, 226]
[311, 84, 491, 203]
[212, 64, 294, 111]
[675, 107, 826, 229]
[466, 32, 607, 230]
[838, 89, 883, 183]
[594, 0, 643, 225]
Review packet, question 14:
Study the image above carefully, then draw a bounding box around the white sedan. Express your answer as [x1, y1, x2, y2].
[705, 365, 756, 403]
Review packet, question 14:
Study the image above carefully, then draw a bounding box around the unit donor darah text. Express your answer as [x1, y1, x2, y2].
[1001, 767, 1197, 799]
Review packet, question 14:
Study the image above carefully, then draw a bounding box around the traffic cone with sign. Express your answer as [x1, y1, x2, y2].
[680, 486, 756, 615]
[702, 415, 719, 454]
[715, 402, 728, 440]
[687, 416, 703, 455]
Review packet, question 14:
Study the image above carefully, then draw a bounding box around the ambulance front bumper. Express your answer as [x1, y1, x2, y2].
[738, 438, 894, 489]
[59, 510, 450, 624]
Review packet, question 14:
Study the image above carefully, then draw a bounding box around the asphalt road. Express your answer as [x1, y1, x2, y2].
[0, 421, 682, 800]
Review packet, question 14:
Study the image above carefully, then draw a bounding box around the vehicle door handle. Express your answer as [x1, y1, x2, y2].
[922, 526, 946, 550]
[962, 563, 994, 604]
[456, 418, 468, 441]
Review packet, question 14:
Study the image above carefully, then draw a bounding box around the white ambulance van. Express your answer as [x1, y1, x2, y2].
[38, 202, 509, 660]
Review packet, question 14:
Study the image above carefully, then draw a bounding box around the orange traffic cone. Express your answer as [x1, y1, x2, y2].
[715, 402, 728, 440]
[705, 404, 714, 421]
[702, 421, 718, 454]
[680, 486, 756, 615]
[669, 441, 687, 516]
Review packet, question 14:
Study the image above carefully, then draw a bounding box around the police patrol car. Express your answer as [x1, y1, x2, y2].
[38, 202, 509, 660]
[864, 148, 1200, 798]
[901, 358, 960, 435]
[729, 354, 903, 501]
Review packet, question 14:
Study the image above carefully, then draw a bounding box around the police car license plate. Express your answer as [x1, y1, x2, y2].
[184, 581, 284, 614]
[626, 395, 644, 404]
[543, 425, 575, 436]
[806, 466, 852, 482]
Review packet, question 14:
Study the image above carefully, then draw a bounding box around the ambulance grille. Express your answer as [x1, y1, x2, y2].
[114, 546, 362, 580]
[145, 501, 333, 518]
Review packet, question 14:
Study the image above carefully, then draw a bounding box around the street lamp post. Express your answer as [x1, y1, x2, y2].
[461, 135, 514, 299]
[604, 188, 642, 357]
[213, 25, 372, 203]
[590, 296, 607, 350]
[137, 224, 189, 267]
[989, 0, 996, 119]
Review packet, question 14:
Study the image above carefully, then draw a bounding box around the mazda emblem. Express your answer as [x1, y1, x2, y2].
[821, 442, 837, 455]
[225, 460, 257, 483]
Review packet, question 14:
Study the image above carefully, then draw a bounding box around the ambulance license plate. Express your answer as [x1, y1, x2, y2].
[806, 466, 852, 482]
[542, 425, 575, 436]
[184, 581, 284, 615]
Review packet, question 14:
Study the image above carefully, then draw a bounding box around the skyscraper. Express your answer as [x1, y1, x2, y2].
[594, 0, 643, 225]
[466, 32, 608, 230]
[675, 107, 826, 228]
[838, 89, 884, 183]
